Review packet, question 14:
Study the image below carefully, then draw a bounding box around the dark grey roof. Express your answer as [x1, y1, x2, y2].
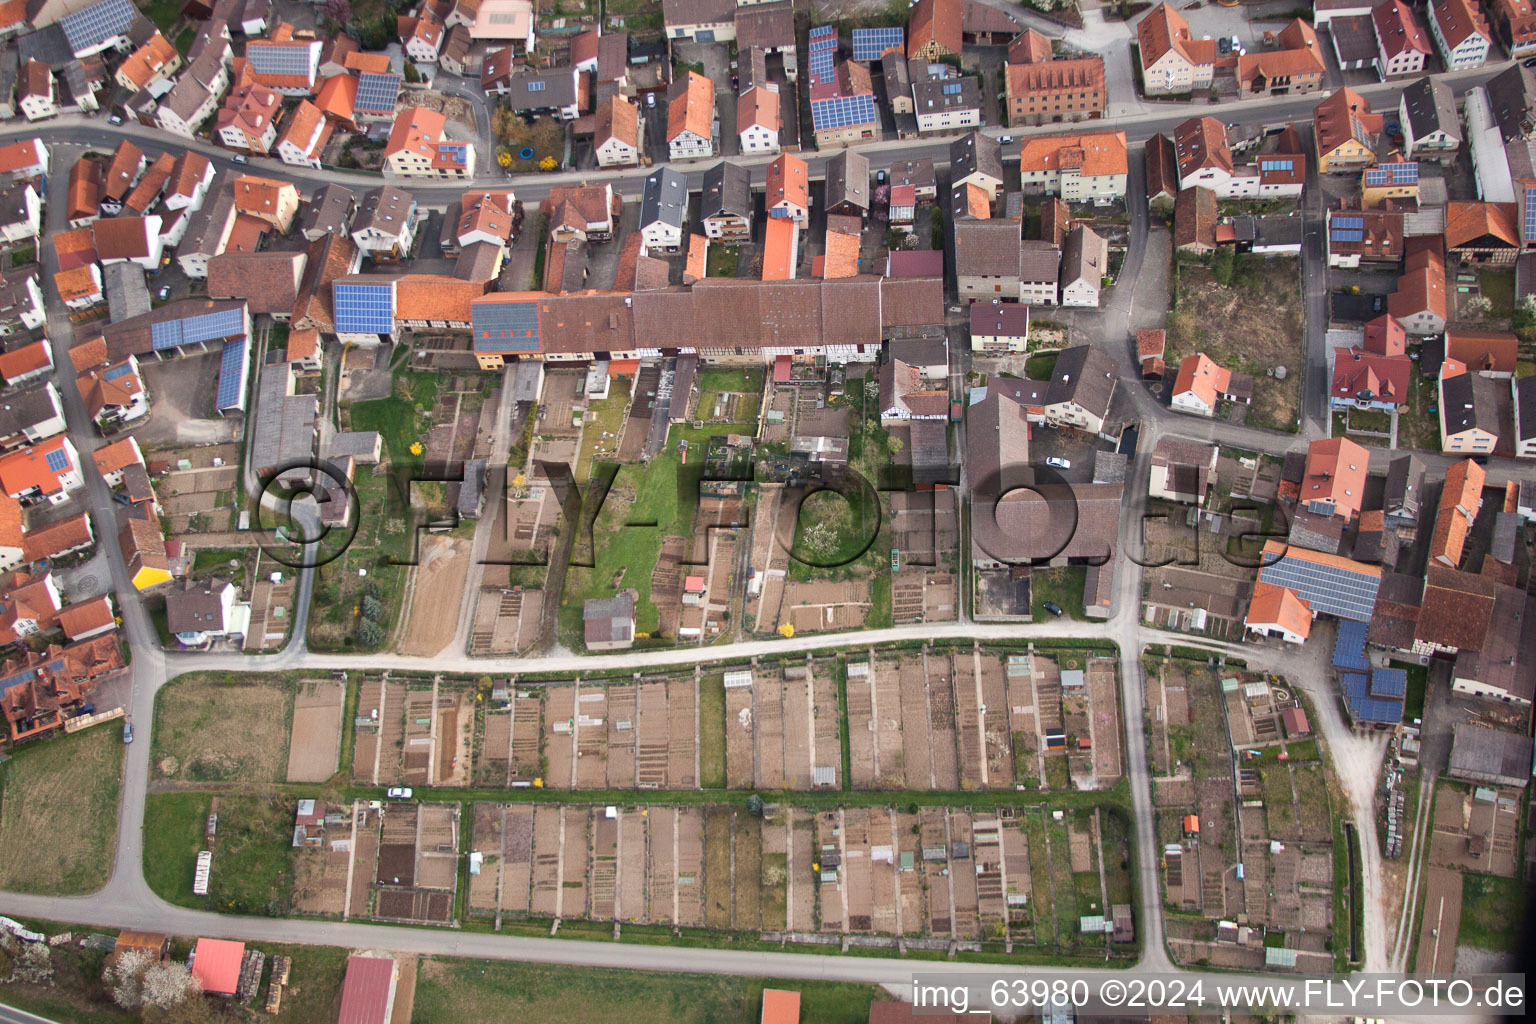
[1401, 76, 1460, 147]
[1485, 63, 1536, 144]
[1045, 345, 1116, 419]
[165, 577, 231, 635]
[1516, 374, 1536, 443]
[17, 23, 72, 70]
[825, 149, 870, 213]
[1255, 215, 1303, 248]
[1448, 721, 1535, 781]
[453, 240, 503, 282]
[353, 185, 415, 237]
[640, 166, 687, 230]
[179, 170, 238, 258]
[0, 45, 16, 106]
[882, 54, 910, 100]
[913, 75, 982, 117]
[950, 131, 1003, 185]
[1329, 14, 1378, 64]
[582, 592, 635, 644]
[740, 45, 770, 92]
[1061, 225, 1107, 286]
[505, 67, 579, 112]
[701, 161, 751, 220]
[1019, 239, 1061, 284]
[457, 458, 485, 516]
[1440, 371, 1502, 437]
[104, 261, 150, 323]
[299, 183, 356, 240]
[1383, 453, 1424, 518]
[0, 381, 61, 440]
[661, 0, 734, 27]
[735, 0, 794, 49]
[0, 181, 31, 227]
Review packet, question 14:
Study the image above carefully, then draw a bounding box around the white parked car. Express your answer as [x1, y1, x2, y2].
[386, 787, 413, 799]
[1045, 457, 1071, 469]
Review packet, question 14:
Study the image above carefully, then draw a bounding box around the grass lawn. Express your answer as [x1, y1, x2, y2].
[698, 674, 726, 788]
[559, 419, 754, 646]
[1024, 351, 1058, 380]
[1397, 662, 1428, 723]
[0, 725, 123, 895]
[174, 26, 195, 56]
[410, 958, 882, 1024]
[1031, 566, 1087, 620]
[1458, 874, 1526, 953]
[1344, 407, 1391, 433]
[1478, 268, 1516, 319]
[152, 673, 293, 782]
[706, 244, 738, 277]
[142, 792, 212, 908]
[141, 0, 181, 32]
[191, 546, 253, 574]
[574, 377, 632, 484]
[346, 358, 438, 474]
[697, 366, 764, 394]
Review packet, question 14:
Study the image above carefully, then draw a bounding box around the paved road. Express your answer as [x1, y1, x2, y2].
[3, 67, 1532, 987]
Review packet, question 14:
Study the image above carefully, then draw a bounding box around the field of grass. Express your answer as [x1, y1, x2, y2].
[706, 244, 739, 277]
[1458, 874, 1526, 953]
[1031, 566, 1087, 621]
[697, 366, 764, 394]
[0, 726, 123, 895]
[142, 791, 211, 908]
[411, 958, 882, 1024]
[574, 377, 632, 484]
[559, 420, 755, 646]
[698, 674, 726, 788]
[703, 808, 732, 929]
[152, 673, 292, 782]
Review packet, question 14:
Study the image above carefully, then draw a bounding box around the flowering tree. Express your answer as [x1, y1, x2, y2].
[104, 951, 201, 1011]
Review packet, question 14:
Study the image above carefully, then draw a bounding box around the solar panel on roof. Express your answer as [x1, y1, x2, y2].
[1258, 552, 1380, 622]
[247, 42, 314, 79]
[150, 307, 245, 351]
[333, 281, 395, 334]
[44, 447, 69, 473]
[60, 0, 135, 55]
[102, 363, 132, 381]
[1332, 621, 1370, 671]
[1525, 187, 1536, 242]
[1369, 667, 1408, 698]
[808, 26, 837, 83]
[215, 339, 248, 411]
[1334, 216, 1364, 229]
[851, 26, 903, 61]
[812, 94, 876, 131]
[1333, 229, 1363, 242]
[808, 26, 837, 47]
[1364, 163, 1417, 185]
[356, 72, 402, 112]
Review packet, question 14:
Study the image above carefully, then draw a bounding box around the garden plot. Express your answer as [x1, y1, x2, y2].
[291, 800, 353, 917]
[285, 679, 345, 783]
[780, 578, 871, 633]
[889, 489, 960, 569]
[1429, 781, 1522, 878]
[891, 570, 957, 625]
[476, 690, 544, 786]
[1415, 867, 1464, 974]
[469, 586, 544, 655]
[722, 663, 840, 790]
[398, 536, 473, 658]
[367, 802, 460, 926]
[530, 677, 698, 790]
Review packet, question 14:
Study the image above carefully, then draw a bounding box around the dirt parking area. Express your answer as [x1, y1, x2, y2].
[1429, 781, 1521, 877]
[154, 674, 291, 782]
[136, 352, 240, 445]
[398, 536, 472, 657]
[285, 679, 345, 783]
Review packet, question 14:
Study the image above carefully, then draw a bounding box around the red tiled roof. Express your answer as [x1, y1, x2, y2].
[909, 0, 963, 57]
[57, 596, 115, 641]
[0, 340, 52, 384]
[1301, 437, 1370, 519]
[1137, 3, 1215, 70]
[1246, 582, 1312, 639]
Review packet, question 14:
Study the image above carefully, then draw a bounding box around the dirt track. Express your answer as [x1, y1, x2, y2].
[398, 536, 472, 657]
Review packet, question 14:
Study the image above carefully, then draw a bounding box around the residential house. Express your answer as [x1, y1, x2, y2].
[1445, 200, 1519, 262]
[92, 216, 163, 272]
[1400, 76, 1462, 165]
[505, 67, 580, 120]
[0, 268, 44, 336]
[1361, 156, 1421, 205]
[1148, 437, 1218, 505]
[1245, 582, 1314, 643]
[0, 435, 82, 505]
[1016, 131, 1129, 201]
[384, 107, 474, 179]
[245, 26, 321, 95]
[1513, 374, 1536, 456]
[766, 154, 810, 223]
[1373, 0, 1432, 78]
[1446, 328, 1519, 375]
[1005, 30, 1105, 126]
[0, 137, 47, 180]
[1060, 225, 1107, 307]
[0, 339, 52, 387]
[66, 159, 102, 227]
[878, 357, 948, 423]
[0, 634, 124, 741]
[594, 94, 642, 169]
[734, 3, 798, 83]
[737, 83, 780, 155]
[0, 381, 65, 451]
[399, 8, 445, 64]
[101, 140, 145, 214]
[639, 167, 687, 252]
[299, 182, 354, 241]
[275, 100, 331, 169]
[1429, 0, 1492, 69]
[453, 191, 514, 252]
[668, 71, 716, 160]
[1330, 313, 1413, 412]
[542, 183, 616, 243]
[661, 0, 736, 44]
[951, 132, 1004, 201]
[215, 82, 281, 152]
[353, 71, 402, 122]
[810, 61, 879, 148]
[90, 435, 142, 487]
[1489, 0, 1536, 57]
[1326, 204, 1403, 268]
[16, 60, 54, 121]
[1439, 360, 1502, 452]
[0, 181, 38, 245]
[351, 185, 418, 261]
[77, 356, 147, 430]
[480, 45, 513, 94]
[1235, 18, 1325, 97]
[313, 72, 357, 131]
[1313, 88, 1382, 172]
[1136, 3, 1215, 97]
[908, 0, 962, 60]
[175, 174, 237, 279]
[1018, 240, 1061, 304]
[1171, 352, 1253, 417]
[968, 303, 1031, 353]
[165, 576, 238, 646]
[233, 175, 298, 232]
[956, 220, 1027, 300]
[206, 251, 306, 318]
[1389, 243, 1448, 333]
[701, 161, 752, 242]
[912, 65, 983, 134]
[1043, 345, 1116, 433]
[825, 150, 870, 220]
[1296, 437, 1370, 523]
[114, 31, 180, 93]
[1172, 116, 1251, 196]
[1430, 458, 1486, 566]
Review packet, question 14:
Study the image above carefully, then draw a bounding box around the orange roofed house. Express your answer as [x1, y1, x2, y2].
[1236, 18, 1325, 97]
[0, 635, 125, 741]
[1170, 352, 1253, 417]
[1016, 131, 1129, 201]
[667, 71, 717, 161]
[1244, 581, 1314, 644]
[1300, 436, 1371, 520]
[1006, 29, 1106, 126]
[1137, 3, 1215, 96]
[383, 107, 475, 179]
[908, 0, 962, 60]
[1429, 458, 1486, 567]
